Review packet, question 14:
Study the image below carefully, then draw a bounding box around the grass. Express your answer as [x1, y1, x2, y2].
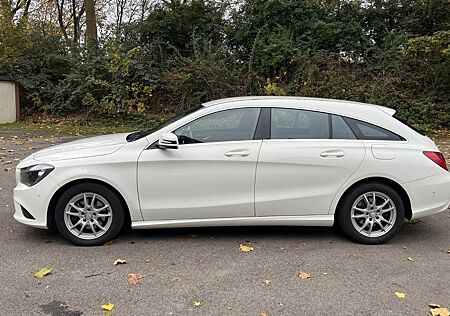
[0, 114, 168, 137]
[0, 114, 449, 140]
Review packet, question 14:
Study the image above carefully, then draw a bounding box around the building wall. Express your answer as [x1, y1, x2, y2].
[0, 81, 17, 124]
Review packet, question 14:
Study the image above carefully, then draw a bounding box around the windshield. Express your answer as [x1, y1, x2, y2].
[126, 106, 203, 142]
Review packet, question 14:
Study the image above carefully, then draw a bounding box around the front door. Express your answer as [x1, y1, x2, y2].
[138, 107, 262, 221]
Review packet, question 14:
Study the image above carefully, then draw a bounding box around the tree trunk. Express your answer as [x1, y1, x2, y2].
[85, 0, 98, 51]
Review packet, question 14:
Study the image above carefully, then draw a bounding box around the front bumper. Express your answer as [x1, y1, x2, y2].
[13, 176, 57, 229]
[404, 171, 450, 220]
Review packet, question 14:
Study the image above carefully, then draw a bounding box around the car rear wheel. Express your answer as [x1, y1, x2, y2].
[55, 183, 125, 246]
[337, 182, 404, 244]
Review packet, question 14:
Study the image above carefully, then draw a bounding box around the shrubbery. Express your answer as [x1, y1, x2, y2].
[0, 0, 448, 128]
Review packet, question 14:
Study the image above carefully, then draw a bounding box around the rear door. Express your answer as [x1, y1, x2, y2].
[255, 108, 366, 216]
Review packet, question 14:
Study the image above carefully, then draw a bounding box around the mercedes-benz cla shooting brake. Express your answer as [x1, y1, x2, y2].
[13, 97, 450, 246]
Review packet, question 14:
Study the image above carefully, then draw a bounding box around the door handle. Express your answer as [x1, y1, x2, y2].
[320, 150, 345, 158]
[224, 150, 250, 157]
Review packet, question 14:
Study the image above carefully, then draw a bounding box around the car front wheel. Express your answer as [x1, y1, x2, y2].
[54, 183, 125, 246]
[337, 182, 405, 244]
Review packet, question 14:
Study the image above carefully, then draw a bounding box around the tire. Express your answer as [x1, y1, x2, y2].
[337, 182, 404, 244]
[54, 183, 125, 246]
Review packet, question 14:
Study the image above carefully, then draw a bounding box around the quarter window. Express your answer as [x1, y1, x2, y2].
[344, 117, 404, 141]
[174, 108, 261, 144]
[271, 108, 329, 139]
[332, 115, 356, 139]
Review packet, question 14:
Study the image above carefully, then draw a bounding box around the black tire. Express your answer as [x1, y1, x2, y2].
[54, 183, 125, 246]
[337, 182, 404, 244]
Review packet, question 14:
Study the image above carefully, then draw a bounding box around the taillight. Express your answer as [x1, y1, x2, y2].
[423, 151, 448, 171]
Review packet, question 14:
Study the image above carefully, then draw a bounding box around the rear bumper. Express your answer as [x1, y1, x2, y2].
[404, 171, 450, 219]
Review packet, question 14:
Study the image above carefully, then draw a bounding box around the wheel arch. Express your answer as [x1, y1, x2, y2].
[47, 178, 131, 231]
[334, 177, 412, 220]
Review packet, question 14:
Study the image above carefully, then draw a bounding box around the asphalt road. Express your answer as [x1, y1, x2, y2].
[0, 132, 449, 316]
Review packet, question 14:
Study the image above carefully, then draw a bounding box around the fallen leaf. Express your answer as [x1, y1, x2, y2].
[447, 248, 450, 254]
[406, 219, 421, 225]
[103, 240, 113, 246]
[239, 244, 254, 252]
[430, 304, 441, 309]
[34, 267, 53, 279]
[4, 168, 12, 172]
[3, 161, 12, 164]
[430, 308, 450, 316]
[297, 271, 311, 280]
[193, 301, 202, 307]
[143, 258, 151, 263]
[264, 279, 272, 285]
[113, 258, 127, 265]
[395, 291, 406, 298]
[407, 257, 414, 262]
[171, 277, 182, 282]
[101, 303, 115, 311]
[323, 272, 328, 275]
[128, 273, 145, 285]
[260, 313, 268, 316]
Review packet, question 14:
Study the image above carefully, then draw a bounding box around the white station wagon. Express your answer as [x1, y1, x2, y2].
[13, 97, 450, 246]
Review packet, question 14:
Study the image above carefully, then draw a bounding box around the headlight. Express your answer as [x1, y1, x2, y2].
[20, 164, 54, 187]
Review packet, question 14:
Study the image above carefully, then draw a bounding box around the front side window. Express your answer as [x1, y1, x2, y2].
[174, 108, 261, 144]
[344, 117, 404, 141]
[271, 108, 329, 139]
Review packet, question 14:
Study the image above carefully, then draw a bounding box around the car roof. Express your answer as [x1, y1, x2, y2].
[202, 96, 396, 116]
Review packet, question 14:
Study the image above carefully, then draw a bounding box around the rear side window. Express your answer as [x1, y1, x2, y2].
[331, 115, 356, 139]
[344, 117, 404, 141]
[271, 108, 329, 139]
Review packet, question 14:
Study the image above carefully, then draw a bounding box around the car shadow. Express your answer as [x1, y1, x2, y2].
[18, 215, 448, 247]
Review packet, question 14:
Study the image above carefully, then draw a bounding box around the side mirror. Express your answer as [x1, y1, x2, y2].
[157, 132, 179, 149]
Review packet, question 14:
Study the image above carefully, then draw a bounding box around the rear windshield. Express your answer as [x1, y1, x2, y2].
[394, 115, 426, 136]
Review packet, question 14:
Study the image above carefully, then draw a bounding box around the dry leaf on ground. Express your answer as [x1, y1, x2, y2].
[430, 307, 450, 316]
[407, 257, 413, 262]
[260, 313, 268, 316]
[298, 271, 311, 280]
[34, 267, 53, 279]
[239, 244, 254, 252]
[101, 303, 115, 311]
[171, 277, 182, 282]
[264, 280, 272, 285]
[113, 258, 127, 265]
[193, 301, 202, 307]
[128, 273, 145, 285]
[395, 291, 406, 298]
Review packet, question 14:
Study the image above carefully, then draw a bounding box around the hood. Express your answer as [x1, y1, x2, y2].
[34, 133, 129, 162]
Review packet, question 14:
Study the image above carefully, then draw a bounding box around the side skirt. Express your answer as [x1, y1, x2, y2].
[132, 215, 334, 229]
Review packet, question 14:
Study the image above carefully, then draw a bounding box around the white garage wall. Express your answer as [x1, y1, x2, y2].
[0, 81, 17, 124]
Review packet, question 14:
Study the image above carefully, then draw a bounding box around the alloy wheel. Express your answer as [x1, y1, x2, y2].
[63, 192, 113, 240]
[350, 191, 397, 238]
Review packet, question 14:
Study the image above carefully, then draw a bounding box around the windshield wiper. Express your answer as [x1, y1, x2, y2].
[126, 131, 150, 142]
